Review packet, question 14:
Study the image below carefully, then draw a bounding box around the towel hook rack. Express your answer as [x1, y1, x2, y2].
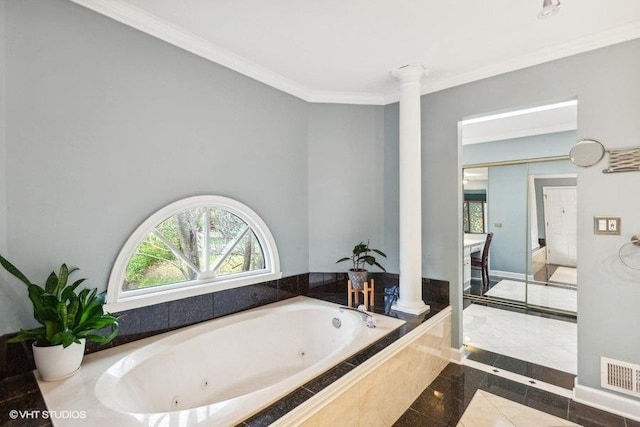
[619, 235, 640, 270]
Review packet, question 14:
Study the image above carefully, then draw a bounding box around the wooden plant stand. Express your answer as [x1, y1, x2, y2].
[347, 278, 375, 310]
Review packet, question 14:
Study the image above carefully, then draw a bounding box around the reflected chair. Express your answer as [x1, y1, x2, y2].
[471, 232, 493, 289]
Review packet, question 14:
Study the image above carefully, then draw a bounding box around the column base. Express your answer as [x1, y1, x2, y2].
[391, 302, 430, 316]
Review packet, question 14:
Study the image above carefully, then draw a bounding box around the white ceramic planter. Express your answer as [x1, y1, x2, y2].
[32, 339, 86, 381]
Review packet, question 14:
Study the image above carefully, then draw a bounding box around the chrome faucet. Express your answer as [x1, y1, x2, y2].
[339, 306, 376, 328]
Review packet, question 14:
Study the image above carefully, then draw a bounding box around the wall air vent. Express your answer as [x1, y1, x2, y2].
[601, 357, 640, 398]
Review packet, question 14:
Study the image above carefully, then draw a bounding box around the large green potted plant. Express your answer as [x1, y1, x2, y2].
[0, 254, 119, 381]
[336, 241, 387, 289]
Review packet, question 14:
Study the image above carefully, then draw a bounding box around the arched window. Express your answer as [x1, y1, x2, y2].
[106, 196, 281, 312]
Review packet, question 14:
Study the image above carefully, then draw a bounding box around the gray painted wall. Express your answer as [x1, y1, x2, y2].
[383, 103, 400, 274]
[487, 164, 528, 275]
[1, 0, 310, 334]
[411, 38, 640, 396]
[308, 104, 386, 272]
[0, 0, 6, 257]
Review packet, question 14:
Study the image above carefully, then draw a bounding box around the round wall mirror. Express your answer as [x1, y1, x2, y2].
[569, 139, 606, 167]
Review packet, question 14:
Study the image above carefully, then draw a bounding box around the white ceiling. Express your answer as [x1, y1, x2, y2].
[71, 0, 640, 105]
[461, 100, 578, 145]
[464, 168, 488, 181]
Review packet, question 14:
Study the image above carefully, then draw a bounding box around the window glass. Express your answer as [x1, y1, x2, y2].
[107, 196, 281, 311]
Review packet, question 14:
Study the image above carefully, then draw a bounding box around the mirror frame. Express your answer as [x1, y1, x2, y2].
[569, 139, 606, 167]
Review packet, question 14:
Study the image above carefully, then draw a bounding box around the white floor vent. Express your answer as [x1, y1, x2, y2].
[601, 357, 640, 398]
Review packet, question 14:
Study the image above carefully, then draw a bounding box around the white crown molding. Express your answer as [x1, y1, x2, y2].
[384, 22, 640, 105]
[307, 90, 386, 105]
[69, 0, 640, 106]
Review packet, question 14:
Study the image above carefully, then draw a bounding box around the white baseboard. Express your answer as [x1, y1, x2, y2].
[490, 270, 526, 281]
[574, 382, 640, 422]
[450, 346, 469, 364]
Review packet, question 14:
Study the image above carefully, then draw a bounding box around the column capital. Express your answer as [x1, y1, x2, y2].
[391, 64, 428, 83]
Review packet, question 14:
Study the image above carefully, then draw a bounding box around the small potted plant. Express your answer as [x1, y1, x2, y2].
[0, 254, 120, 381]
[336, 241, 387, 289]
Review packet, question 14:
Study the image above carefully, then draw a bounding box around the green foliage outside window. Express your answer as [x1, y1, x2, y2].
[124, 208, 266, 291]
[463, 200, 486, 234]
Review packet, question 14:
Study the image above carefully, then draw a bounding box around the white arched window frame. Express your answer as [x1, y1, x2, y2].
[105, 195, 281, 312]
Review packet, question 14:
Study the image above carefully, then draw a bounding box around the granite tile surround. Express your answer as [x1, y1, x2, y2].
[0, 272, 449, 376]
[0, 272, 449, 424]
[83, 274, 309, 353]
[0, 372, 51, 427]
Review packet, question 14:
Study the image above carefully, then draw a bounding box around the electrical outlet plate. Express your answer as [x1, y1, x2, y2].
[594, 216, 621, 235]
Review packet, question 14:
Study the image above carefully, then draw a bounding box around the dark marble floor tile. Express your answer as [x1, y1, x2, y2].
[438, 364, 488, 391]
[524, 386, 569, 418]
[393, 408, 447, 427]
[243, 387, 314, 427]
[463, 299, 577, 323]
[410, 384, 467, 426]
[425, 373, 480, 407]
[526, 362, 575, 390]
[168, 293, 213, 328]
[303, 363, 354, 394]
[492, 353, 528, 374]
[479, 373, 528, 404]
[568, 400, 626, 427]
[469, 348, 576, 391]
[464, 345, 500, 365]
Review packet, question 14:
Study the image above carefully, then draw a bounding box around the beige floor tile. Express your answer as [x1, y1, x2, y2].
[458, 391, 515, 427]
[459, 390, 581, 427]
[482, 391, 575, 426]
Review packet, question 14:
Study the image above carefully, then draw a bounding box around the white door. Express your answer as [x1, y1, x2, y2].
[543, 186, 577, 267]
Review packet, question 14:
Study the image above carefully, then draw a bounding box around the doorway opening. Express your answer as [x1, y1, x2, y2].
[460, 100, 578, 380]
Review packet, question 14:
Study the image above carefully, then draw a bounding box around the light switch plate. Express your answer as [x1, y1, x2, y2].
[594, 216, 621, 235]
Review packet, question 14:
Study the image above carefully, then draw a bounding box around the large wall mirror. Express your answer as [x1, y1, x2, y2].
[461, 100, 578, 316]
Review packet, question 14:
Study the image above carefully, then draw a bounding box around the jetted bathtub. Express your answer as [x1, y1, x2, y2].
[95, 296, 405, 426]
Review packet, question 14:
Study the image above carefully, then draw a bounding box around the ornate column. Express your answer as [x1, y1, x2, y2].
[391, 65, 429, 315]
